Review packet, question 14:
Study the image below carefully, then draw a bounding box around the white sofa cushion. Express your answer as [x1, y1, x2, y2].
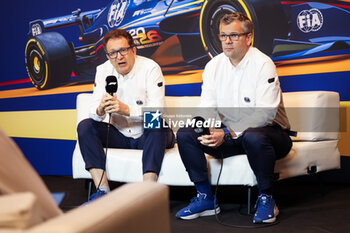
[209, 140, 340, 185]
[283, 91, 339, 141]
[73, 144, 196, 186]
[73, 91, 340, 186]
[77, 92, 340, 141]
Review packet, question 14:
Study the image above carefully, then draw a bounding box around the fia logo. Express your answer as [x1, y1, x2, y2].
[31, 24, 42, 36]
[297, 8, 323, 33]
[108, 0, 130, 28]
[143, 110, 161, 129]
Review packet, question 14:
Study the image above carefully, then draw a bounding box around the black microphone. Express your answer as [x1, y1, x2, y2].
[193, 116, 210, 135]
[105, 75, 118, 96]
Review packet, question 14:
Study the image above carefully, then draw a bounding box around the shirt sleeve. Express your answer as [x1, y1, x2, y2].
[199, 62, 217, 108]
[89, 65, 107, 122]
[196, 62, 218, 120]
[236, 59, 281, 131]
[129, 62, 165, 117]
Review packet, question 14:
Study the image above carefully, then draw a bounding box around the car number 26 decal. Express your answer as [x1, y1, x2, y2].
[129, 27, 162, 46]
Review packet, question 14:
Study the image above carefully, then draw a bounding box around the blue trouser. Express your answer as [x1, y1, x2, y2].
[77, 118, 175, 175]
[177, 125, 292, 191]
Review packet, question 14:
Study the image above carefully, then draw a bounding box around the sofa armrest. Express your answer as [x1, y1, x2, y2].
[76, 93, 93, 125]
[27, 182, 170, 233]
[0, 192, 43, 230]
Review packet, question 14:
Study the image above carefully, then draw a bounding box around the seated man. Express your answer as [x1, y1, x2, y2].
[77, 29, 174, 201]
[175, 12, 292, 223]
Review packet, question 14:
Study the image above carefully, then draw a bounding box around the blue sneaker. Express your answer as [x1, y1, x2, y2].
[89, 189, 107, 201]
[253, 194, 279, 223]
[176, 192, 220, 220]
[82, 189, 107, 205]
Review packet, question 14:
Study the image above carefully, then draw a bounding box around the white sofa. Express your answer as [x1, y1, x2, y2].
[72, 91, 340, 188]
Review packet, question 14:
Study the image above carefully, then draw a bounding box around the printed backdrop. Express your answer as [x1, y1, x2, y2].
[0, 0, 349, 175]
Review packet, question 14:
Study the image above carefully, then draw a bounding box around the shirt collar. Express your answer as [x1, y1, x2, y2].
[238, 47, 251, 68]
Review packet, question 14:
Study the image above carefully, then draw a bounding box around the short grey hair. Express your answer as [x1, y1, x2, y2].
[220, 12, 254, 33]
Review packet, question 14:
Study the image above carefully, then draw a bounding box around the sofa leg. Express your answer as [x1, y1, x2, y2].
[87, 180, 92, 201]
[247, 187, 252, 215]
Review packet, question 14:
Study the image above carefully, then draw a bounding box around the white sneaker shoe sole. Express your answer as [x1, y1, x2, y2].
[178, 207, 221, 220]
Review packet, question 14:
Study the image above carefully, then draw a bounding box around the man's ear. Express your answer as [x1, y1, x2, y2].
[247, 32, 253, 46]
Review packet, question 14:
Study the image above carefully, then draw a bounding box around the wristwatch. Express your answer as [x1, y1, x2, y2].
[223, 128, 232, 142]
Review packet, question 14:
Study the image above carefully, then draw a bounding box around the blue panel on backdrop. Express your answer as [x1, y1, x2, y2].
[0, 92, 91, 111]
[13, 137, 76, 175]
[280, 71, 350, 101]
[165, 83, 202, 96]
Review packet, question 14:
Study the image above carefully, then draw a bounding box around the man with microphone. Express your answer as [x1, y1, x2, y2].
[175, 12, 292, 224]
[77, 29, 174, 202]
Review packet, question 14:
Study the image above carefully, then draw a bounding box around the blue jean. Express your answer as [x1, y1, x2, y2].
[77, 118, 175, 175]
[176, 125, 292, 191]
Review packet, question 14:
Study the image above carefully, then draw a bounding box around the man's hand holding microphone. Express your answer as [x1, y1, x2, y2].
[194, 116, 236, 148]
[96, 94, 130, 116]
[96, 75, 130, 117]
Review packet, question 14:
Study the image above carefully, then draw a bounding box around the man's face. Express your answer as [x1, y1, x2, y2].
[220, 21, 252, 64]
[106, 37, 136, 76]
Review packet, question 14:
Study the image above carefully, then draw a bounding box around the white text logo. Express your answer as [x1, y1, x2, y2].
[297, 8, 323, 33]
[108, 0, 130, 28]
[133, 8, 152, 17]
[165, 118, 221, 129]
[31, 24, 42, 36]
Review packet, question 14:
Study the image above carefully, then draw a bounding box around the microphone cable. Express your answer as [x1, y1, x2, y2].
[93, 75, 117, 195]
[95, 113, 112, 193]
[213, 147, 280, 228]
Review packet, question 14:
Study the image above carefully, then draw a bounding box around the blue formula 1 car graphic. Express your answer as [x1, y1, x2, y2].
[25, 0, 350, 90]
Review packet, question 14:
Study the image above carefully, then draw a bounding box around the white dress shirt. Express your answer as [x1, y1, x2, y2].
[89, 55, 165, 139]
[199, 47, 290, 136]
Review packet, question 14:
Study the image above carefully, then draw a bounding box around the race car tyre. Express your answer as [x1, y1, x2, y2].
[200, 0, 289, 58]
[25, 32, 74, 90]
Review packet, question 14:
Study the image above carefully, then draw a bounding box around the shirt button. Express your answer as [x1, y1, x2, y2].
[129, 129, 131, 133]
